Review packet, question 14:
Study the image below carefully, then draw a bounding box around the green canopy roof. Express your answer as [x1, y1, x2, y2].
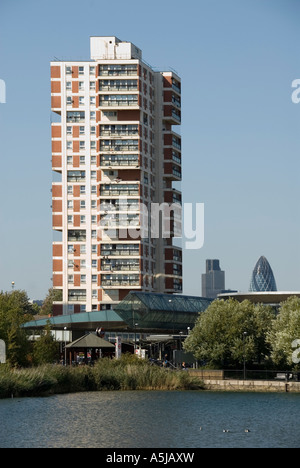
[114, 292, 212, 331]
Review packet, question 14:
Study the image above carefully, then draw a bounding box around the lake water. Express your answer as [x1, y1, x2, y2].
[0, 391, 299, 448]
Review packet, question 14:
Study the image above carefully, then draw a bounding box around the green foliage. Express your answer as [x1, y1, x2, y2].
[0, 290, 34, 367]
[267, 296, 300, 368]
[184, 299, 275, 368]
[32, 322, 60, 365]
[40, 288, 63, 317]
[0, 357, 203, 399]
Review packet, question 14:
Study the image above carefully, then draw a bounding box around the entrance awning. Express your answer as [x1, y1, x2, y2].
[66, 333, 115, 349]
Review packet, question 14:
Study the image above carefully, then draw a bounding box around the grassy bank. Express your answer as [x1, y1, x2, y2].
[0, 356, 204, 398]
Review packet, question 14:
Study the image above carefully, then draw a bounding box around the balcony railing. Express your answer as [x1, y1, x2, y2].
[100, 155, 139, 167]
[100, 184, 139, 197]
[100, 126, 139, 137]
[101, 275, 140, 287]
[100, 200, 139, 212]
[100, 96, 139, 107]
[99, 80, 138, 91]
[101, 245, 140, 257]
[99, 65, 138, 77]
[66, 111, 85, 123]
[67, 171, 86, 182]
[100, 141, 139, 152]
[101, 261, 140, 272]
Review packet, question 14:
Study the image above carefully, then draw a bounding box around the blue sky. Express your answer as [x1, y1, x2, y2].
[0, 0, 300, 299]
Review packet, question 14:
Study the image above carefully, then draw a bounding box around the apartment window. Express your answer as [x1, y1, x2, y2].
[68, 215, 73, 224]
[91, 230, 97, 239]
[66, 66, 72, 75]
[67, 156, 73, 165]
[80, 215, 86, 224]
[92, 289, 97, 299]
[79, 96, 85, 106]
[67, 305, 74, 313]
[91, 245, 97, 254]
[90, 111, 96, 120]
[92, 275, 97, 283]
[91, 200, 97, 209]
[66, 82, 72, 90]
[67, 185, 73, 195]
[68, 259, 74, 269]
[90, 66, 96, 75]
[67, 96, 73, 106]
[80, 200, 86, 209]
[67, 141, 72, 150]
[79, 81, 84, 91]
[67, 126, 72, 135]
[80, 305, 86, 312]
[90, 141, 96, 150]
[91, 155, 96, 165]
[90, 82, 96, 90]
[80, 244, 86, 254]
[79, 126, 85, 135]
[67, 200, 73, 209]
[92, 259, 97, 269]
[80, 260, 86, 269]
[68, 245, 74, 254]
[91, 126, 96, 135]
[80, 186, 86, 194]
[80, 275, 86, 284]
[90, 96, 96, 105]
[68, 275, 74, 284]
[91, 185, 97, 194]
[91, 170, 96, 180]
[91, 215, 97, 224]
[79, 141, 85, 150]
[79, 66, 84, 75]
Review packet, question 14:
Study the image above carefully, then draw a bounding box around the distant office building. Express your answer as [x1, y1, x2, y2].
[202, 259, 225, 299]
[249, 256, 277, 292]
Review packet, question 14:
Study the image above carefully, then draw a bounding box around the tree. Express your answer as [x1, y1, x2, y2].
[184, 299, 275, 368]
[40, 288, 62, 316]
[32, 321, 59, 365]
[0, 290, 35, 366]
[267, 296, 300, 369]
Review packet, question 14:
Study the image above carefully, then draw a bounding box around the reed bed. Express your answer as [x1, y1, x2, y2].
[0, 356, 203, 398]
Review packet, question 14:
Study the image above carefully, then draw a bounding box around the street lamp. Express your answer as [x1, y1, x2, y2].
[11, 281, 15, 291]
[64, 327, 67, 366]
[134, 323, 138, 354]
[243, 332, 248, 380]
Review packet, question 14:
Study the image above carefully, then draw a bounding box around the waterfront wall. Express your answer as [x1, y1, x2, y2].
[202, 379, 300, 393]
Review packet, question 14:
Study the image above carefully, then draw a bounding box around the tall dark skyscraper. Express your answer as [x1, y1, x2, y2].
[249, 256, 277, 292]
[202, 259, 225, 299]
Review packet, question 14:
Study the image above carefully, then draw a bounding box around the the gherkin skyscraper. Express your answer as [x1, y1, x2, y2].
[249, 256, 277, 292]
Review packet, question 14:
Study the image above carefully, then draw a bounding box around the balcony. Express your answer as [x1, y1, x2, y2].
[100, 184, 140, 197]
[100, 213, 140, 228]
[98, 64, 138, 77]
[100, 140, 139, 152]
[100, 154, 139, 168]
[100, 199, 140, 212]
[100, 95, 139, 109]
[101, 259, 140, 272]
[100, 125, 139, 137]
[68, 289, 87, 302]
[101, 275, 140, 288]
[68, 230, 86, 242]
[99, 79, 138, 91]
[66, 111, 85, 123]
[67, 171, 86, 182]
[101, 244, 140, 257]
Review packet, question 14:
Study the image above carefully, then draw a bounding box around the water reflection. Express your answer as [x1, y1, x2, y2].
[0, 391, 300, 448]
